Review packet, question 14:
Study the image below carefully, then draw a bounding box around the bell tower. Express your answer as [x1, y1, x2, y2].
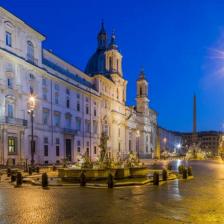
[136, 69, 149, 113]
[105, 31, 123, 76]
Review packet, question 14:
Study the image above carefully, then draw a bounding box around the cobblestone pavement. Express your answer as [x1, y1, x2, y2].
[0, 160, 223, 224]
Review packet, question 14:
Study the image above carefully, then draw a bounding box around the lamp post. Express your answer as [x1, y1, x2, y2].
[28, 95, 36, 167]
[136, 130, 140, 160]
[163, 137, 167, 151]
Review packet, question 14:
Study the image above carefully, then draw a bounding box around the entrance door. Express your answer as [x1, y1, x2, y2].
[66, 139, 72, 161]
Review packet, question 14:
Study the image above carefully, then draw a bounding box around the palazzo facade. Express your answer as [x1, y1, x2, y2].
[0, 7, 157, 165]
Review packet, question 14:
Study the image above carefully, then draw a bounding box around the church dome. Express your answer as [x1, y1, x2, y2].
[85, 22, 108, 76]
[85, 22, 122, 76]
[85, 49, 106, 76]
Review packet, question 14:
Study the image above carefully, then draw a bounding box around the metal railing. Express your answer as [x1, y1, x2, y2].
[63, 128, 77, 135]
[0, 116, 28, 127]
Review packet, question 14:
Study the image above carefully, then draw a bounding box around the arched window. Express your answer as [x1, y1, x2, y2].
[27, 41, 34, 62]
[109, 57, 113, 71]
[140, 87, 142, 96]
[117, 59, 119, 72]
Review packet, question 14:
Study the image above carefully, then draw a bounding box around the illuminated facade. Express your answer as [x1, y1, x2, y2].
[0, 7, 157, 165]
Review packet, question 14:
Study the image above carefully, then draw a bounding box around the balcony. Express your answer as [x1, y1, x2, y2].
[63, 128, 77, 135]
[0, 116, 28, 127]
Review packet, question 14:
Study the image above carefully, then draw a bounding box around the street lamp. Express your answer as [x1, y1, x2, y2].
[163, 137, 167, 151]
[28, 94, 36, 167]
[176, 143, 181, 149]
[136, 130, 140, 160]
[176, 143, 181, 154]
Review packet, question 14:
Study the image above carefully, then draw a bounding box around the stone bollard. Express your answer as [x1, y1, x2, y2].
[28, 167, 32, 175]
[36, 166, 40, 173]
[7, 168, 11, 177]
[153, 171, 159, 185]
[11, 174, 16, 182]
[107, 173, 114, 188]
[16, 172, 23, 187]
[80, 171, 86, 187]
[162, 169, 168, 181]
[182, 168, 188, 179]
[187, 166, 193, 176]
[42, 173, 48, 188]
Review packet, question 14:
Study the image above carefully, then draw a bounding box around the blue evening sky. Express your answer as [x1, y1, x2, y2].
[2, 0, 224, 132]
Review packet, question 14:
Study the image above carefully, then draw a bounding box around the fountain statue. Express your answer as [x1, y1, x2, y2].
[126, 151, 142, 167]
[185, 143, 206, 160]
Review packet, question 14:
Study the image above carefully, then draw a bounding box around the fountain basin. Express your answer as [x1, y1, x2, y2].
[58, 167, 150, 182]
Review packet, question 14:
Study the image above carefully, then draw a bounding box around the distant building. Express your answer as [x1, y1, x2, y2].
[181, 131, 223, 156]
[159, 127, 182, 154]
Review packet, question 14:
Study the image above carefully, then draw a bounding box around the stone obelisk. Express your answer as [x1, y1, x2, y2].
[192, 94, 197, 144]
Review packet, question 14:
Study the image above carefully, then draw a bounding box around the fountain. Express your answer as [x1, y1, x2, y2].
[58, 132, 149, 182]
[185, 143, 206, 160]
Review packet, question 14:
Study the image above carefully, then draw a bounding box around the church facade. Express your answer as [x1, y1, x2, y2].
[0, 7, 157, 165]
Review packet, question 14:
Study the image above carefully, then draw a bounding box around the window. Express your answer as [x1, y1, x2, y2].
[66, 88, 70, 95]
[43, 89, 47, 101]
[77, 102, 80, 112]
[56, 145, 60, 157]
[8, 137, 16, 154]
[66, 98, 70, 108]
[44, 137, 48, 144]
[43, 109, 49, 125]
[55, 93, 59, 105]
[54, 112, 61, 127]
[94, 108, 97, 116]
[30, 86, 34, 94]
[85, 120, 91, 133]
[56, 138, 60, 144]
[86, 105, 89, 114]
[44, 145, 48, 157]
[94, 146, 97, 154]
[76, 117, 81, 131]
[29, 73, 35, 80]
[118, 142, 121, 152]
[109, 57, 113, 70]
[6, 32, 12, 47]
[27, 41, 34, 62]
[55, 84, 59, 91]
[65, 115, 71, 129]
[140, 87, 142, 96]
[8, 104, 13, 118]
[118, 127, 121, 137]
[86, 147, 90, 156]
[93, 120, 98, 134]
[42, 78, 47, 86]
[146, 145, 149, 153]
[77, 140, 81, 152]
[7, 78, 13, 89]
[129, 140, 132, 152]
[104, 122, 110, 137]
[77, 93, 80, 99]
